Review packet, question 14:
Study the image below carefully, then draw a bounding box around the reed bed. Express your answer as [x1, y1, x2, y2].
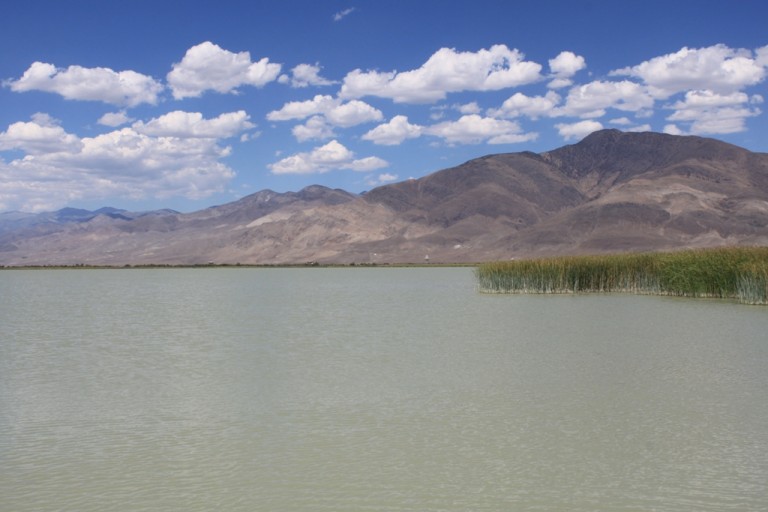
[476, 247, 768, 305]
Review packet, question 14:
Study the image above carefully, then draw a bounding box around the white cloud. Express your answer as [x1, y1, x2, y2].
[339, 45, 543, 103]
[376, 172, 398, 183]
[546, 52, 585, 89]
[625, 124, 652, 133]
[609, 117, 632, 126]
[366, 172, 399, 187]
[549, 51, 586, 77]
[607, 117, 650, 132]
[429, 105, 447, 121]
[278, 63, 336, 88]
[349, 156, 390, 172]
[365, 113, 539, 146]
[490, 91, 561, 119]
[267, 95, 337, 121]
[333, 7, 355, 21]
[326, 100, 383, 127]
[362, 115, 423, 145]
[555, 120, 604, 140]
[240, 132, 260, 143]
[663, 124, 684, 135]
[487, 132, 540, 145]
[756, 45, 768, 68]
[98, 111, 134, 127]
[664, 89, 761, 134]
[547, 77, 574, 89]
[269, 140, 387, 174]
[132, 110, 254, 138]
[425, 114, 537, 145]
[8, 61, 163, 106]
[267, 95, 382, 127]
[268, 95, 382, 141]
[0, 115, 82, 154]
[457, 102, 482, 114]
[0, 115, 242, 211]
[167, 41, 281, 99]
[555, 80, 654, 118]
[31, 112, 60, 126]
[667, 89, 750, 109]
[611, 44, 767, 98]
[292, 116, 335, 142]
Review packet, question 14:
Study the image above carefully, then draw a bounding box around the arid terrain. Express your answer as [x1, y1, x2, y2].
[2, 129, 768, 266]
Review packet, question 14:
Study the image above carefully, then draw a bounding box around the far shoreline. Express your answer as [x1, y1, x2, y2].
[0, 262, 478, 270]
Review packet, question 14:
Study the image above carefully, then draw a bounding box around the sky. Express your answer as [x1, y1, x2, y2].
[1, 1, 767, 213]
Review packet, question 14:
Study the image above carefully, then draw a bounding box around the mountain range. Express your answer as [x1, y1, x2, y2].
[2, 129, 767, 266]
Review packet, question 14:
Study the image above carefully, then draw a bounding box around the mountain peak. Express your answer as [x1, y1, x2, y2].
[543, 129, 747, 181]
[296, 185, 356, 204]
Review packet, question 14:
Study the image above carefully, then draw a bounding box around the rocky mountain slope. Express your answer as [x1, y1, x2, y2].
[1, 129, 767, 265]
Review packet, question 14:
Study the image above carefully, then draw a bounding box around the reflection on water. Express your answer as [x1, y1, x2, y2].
[1, 268, 767, 511]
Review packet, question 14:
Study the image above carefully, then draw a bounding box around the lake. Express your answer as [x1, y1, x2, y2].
[1, 267, 767, 511]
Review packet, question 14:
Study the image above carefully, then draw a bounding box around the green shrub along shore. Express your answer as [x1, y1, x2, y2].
[475, 247, 768, 305]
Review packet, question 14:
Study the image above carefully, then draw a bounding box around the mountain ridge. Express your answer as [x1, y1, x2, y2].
[2, 130, 767, 265]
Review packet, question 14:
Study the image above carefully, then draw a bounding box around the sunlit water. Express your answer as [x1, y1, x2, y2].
[1, 267, 767, 511]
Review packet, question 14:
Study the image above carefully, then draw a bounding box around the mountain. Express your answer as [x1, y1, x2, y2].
[1, 130, 767, 266]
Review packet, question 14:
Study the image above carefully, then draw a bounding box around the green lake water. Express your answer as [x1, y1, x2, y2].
[1, 267, 767, 511]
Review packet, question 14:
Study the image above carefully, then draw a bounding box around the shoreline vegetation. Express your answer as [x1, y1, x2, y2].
[476, 247, 768, 305]
[4, 247, 768, 305]
[0, 262, 473, 270]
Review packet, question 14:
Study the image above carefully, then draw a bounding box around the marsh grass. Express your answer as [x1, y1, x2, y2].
[476, 247, 768, 305]
[737, 262, 768, 305]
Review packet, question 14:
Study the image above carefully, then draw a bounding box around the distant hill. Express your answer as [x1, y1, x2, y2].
[2, 129, 767, 265]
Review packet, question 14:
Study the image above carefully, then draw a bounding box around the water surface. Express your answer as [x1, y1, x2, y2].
[1, 268, 767, 511]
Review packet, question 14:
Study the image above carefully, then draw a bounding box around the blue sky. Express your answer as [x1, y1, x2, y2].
[1, 0, 767, 213]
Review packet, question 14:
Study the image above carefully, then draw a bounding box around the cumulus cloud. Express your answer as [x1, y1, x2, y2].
[664, 89, 761, 134]
[457, 102, 482, 114]
[549, 51, 587, 77]
[547, 77, 574, 89]
[267, 95, 382, 127]
[0, 114, 241, 211]
[7, 61, 163, 106]
[0, 114, 82, 154]
[555, 120, 604, 140]
[269, 140, 388, 174]
[489, 91, 561, 119]
[425, 114, 538, 145]
[555, 80, 654, 118]
[292, 116, 335, 142]
[167, 41, 281, 99]
[607, 117, 650, 132]
[366, 173, 399, 187]
[667, 89, 751, 109]
[611, 44, 767, 98]
[757, 45, 768, 67]
[663, 124, 685, 135]
[267, 95, 382, 140]
[609, 117, 632, 126]
[362, 115, 423, 145]
[278, 63, 336, 88]
[326, 100, 384, 127]
[132, 110, 255, 138]
[98, 111, 134, 127]
[548, 51, 586, 88]
[376, 172, 398, 183]
[339, 45, 543, 103]
[625, 124, 652, 132]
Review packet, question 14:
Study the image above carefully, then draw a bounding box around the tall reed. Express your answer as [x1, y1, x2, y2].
[737, 262, 768, 305]
[475, 247, 768, 305]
